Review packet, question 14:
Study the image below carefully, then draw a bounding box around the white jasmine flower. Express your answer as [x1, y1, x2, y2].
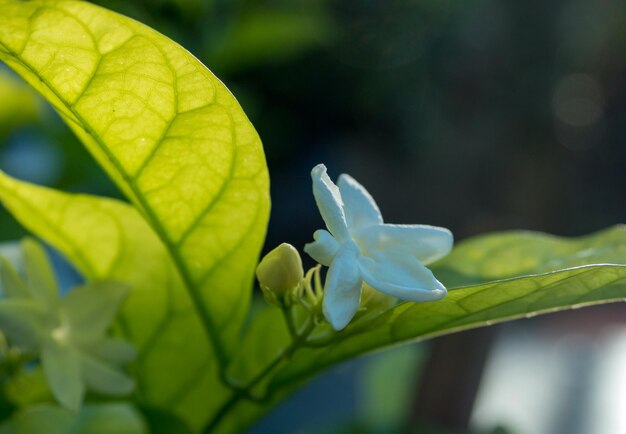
[305, 164, 453, 330]
[0, 239, 135, 411]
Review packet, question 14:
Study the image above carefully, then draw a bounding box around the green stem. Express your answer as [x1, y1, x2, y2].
[281, 307, 297, 340]
[203, 319, 316, 433]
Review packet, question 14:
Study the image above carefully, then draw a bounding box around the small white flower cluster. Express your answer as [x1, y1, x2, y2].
[305, 164, 452, 329]
[0, 239, 135, 410]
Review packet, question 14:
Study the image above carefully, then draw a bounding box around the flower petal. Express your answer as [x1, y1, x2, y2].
[62, 281, 129, 342]
[82, 337, 137, 367]
[0, 258, 29, 299]
[356, 224, 453, 265]
[0, 299, 49, 351]
[42, 339, 84, 411]
[311, 164, 350, 241]
[359, 250, 447, 302]
[322, 242, 363, 330]
[81, 353, 135, 396]
[22, 238, 59, 307]
[304, 230, 339, 266]
[0, 242, 23, 274]
[337, 174, 383, 230]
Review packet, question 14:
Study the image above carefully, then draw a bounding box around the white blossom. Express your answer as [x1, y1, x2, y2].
[0, 239, 135, 411]
[305, 164, 453, 330]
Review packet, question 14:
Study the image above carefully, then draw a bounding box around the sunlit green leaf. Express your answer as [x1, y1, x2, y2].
[432, 226, 626, 287]
[216, 227, 626, 432]
[0, 173, 228, 430]
[269, 264, 626, 392]
[0, 0, 270, 364]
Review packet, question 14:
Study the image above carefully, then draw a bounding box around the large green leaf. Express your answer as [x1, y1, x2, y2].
[0, 0, 270, 362]
[214, 227, 626, 432]
[0, 172, 228, 430]
[432, 226, 626, 287]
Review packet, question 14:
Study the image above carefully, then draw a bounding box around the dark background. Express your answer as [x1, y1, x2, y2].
[0, 0, 625, 433]
[2, 0, 624, 245]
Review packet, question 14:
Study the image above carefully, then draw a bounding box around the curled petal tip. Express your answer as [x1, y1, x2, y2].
[432, 285, 447, 300]
[311, 164, 350, 241]
[311, 164, 327, 177]
[304, 229, 339, 267]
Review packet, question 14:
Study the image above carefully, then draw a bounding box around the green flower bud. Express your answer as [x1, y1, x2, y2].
[256, 243, 304, 306]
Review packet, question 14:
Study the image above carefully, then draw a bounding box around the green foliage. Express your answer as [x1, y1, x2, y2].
[357, 345, 424, 431]
[0, 403, 146, 434]
[272, 264, 626, 389]
[0, 173, 225, 430]
[0, 239, 135, 411]
[0, 1, 625, 433]
[212, 228, 626, 433]
[431, 226, 626, 286]
[0, 0, 270, 363]
[0, 0, 269, 430]
[274, 228, 626, 409]
[211, 11, 332, 72]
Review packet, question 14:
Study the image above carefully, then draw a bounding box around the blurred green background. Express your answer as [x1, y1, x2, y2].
[1, 0, 625, 433]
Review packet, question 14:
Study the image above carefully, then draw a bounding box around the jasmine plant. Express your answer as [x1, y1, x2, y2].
[0, 1, 624, 433]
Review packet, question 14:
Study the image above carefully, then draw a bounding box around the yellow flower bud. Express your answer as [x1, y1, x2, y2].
[256, 243, 304, 306]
